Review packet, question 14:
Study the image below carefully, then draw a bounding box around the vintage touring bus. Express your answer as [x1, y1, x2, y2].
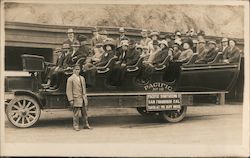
[4, 45, 242, 128]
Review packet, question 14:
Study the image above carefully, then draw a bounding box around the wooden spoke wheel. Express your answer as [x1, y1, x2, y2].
[160, 106, 187, 123]
[136, 107, 158, 117]
[6, 95, 41, 128]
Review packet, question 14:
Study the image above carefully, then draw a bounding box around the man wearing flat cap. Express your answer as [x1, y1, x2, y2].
[196, 40, 218, 64]
[112, 39, 140, 86]
[66, 64, 91, 131]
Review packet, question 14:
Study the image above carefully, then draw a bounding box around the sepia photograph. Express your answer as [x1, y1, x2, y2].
[1, 0, 249, 157]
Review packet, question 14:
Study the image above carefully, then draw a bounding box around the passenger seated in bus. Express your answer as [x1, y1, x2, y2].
[192, 39, 198, 53]
[218, 38, 229, 54]
[140, 46, 150, 59]
[139, 29, 151, 48]
[139, 40, 161, 84]
[42, 44, 70, 89]
[148, 31, 160, 52]
[195, 40, 218, 64]
[135, 44, 143, 55]
[174, 31, 182, 46]
[111, 39, 140, 86]
[172, 43, 182, 61]
[143, 40, 161, 65]
[196, 39, 208, 62]
[63, 28, 78, 50]
[63, 41, 85, 67]
[175, 39, 193, 63]
[83, 43, 104, 71]
[222, 39, 241, 63]
[91, 27, 103, 48]
[84, 40, 116, 86]
[115, 39, 129, 58]
[116, 27, 129, 47]
[152, 40, 172, 66]
[76, 34, 91, 65]
[100, 30, 110, 43]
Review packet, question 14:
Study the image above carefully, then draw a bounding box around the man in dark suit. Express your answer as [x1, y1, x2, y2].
[195, 40, 218, 64]
[84, 40, 116, 86]
[64, 41, 85, 67]
[66, 64, 91, 131]
[111, 40, 140, 86]
[222, 39, 241, 63]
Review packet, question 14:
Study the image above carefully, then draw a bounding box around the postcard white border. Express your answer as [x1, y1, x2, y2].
[1, 0, 249, 157]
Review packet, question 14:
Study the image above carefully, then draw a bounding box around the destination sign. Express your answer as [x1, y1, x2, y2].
[146, 94, 182, 111]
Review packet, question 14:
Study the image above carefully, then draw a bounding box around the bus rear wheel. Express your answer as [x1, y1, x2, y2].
[160, 106, 187, 123]
[136, 107, 158, 117]
[6, 95, 41, 128]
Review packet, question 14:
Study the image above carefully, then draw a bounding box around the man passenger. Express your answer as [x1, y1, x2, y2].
[63, 28, 78, 50]
[222, 39, 241, 63]
[176, 39, 193, 63]
[195, 40, 218, 64]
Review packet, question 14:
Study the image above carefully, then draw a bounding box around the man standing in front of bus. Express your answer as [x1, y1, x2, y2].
[66, 64, 92, 131]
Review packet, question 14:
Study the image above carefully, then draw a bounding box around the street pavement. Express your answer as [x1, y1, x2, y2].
[4, 104, 242, 144]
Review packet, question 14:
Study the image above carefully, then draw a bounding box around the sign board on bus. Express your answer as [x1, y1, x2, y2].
[146, 94, 182, 111]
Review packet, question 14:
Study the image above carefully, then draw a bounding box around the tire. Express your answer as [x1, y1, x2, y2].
[136, 107, 158, 117]
[160, 106, 187, 123]
[6, 95, 41, 128]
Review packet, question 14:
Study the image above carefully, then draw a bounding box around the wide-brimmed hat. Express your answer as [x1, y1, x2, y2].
[198, 39, 206, 44]
[150, 31, 159, 37]
[103, 40, 115, 50]
[221, 38, 229, 43]
[182, 38, 193, 48]
[71, 41, 81, 47]
[67, 28, 74, 34]
[159, 40, 168, 47]
[119, 27, 125, 33]
[208, 40, 216, 45]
